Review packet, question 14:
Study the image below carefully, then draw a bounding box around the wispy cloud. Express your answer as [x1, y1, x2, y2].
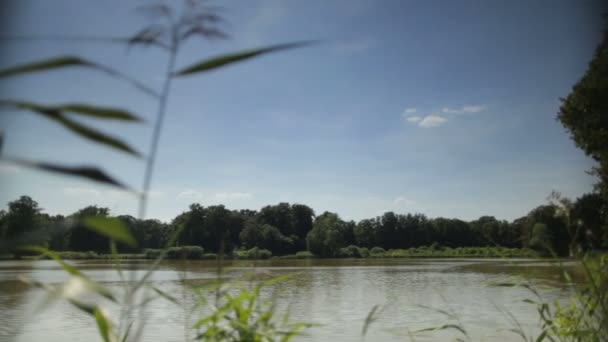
[393, 196, 415, 206]
[177, 189, 203, 199]
[406, 116, 422, 123]
[442, 105, 485, 114]
[64, 187, 101, 197]
[376, 196, 417, 215]
[402, 108, 418, 116]
[418, 115, 448, 128]
[404, 104, 484, 128]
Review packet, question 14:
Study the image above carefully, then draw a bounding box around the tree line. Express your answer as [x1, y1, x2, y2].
[1, 192, 605, 258]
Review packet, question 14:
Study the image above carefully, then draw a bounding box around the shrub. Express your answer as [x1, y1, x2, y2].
[370, 247, 386, 257]
[202, 253, 218, 260]
[359, 247, 370, 258]
[144, 249, 162, 259]
[336, 245, 365, 258]
[166, 246, 204, 259]
[235, 247, 272, 260]
[295, 251, 315, 259]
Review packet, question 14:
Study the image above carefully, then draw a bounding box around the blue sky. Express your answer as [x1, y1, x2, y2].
[0, 0, 605, 222]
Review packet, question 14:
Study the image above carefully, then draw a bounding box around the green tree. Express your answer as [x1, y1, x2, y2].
[239, 220, 292, 254]
[67, 205, 110, 252]
[529, 223, 553, 253]
[306, 212, 348, 257]
[557, 29, 608, 249]
[354, 218, 378, 247]
[2, 196, 45, 255]
[571, 193, 607, 249]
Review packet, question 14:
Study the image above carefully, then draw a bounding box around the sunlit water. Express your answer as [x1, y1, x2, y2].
[0, 258, 580, 341]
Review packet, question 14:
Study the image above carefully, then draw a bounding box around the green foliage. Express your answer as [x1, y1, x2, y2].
[174, 41, 313, 76]
[306, 212, 350, 257]
[0, 56, 97, 78]
[337, 245, 366, 258]
[2, 158, 130, 189]
[0, 100, 141, 156]
[143, 248, 162, 259]
[369, 246, 386, 257]
[192, 277, 312, 342]
[165, 245, 204, 259]
[235, 247, 273, 260]
[294, 251, 315, 259]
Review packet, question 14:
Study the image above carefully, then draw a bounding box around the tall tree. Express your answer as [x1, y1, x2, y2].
[557, 28, 608, 249]
[67, 205, 110, 252]
[2, 196, 45, 255]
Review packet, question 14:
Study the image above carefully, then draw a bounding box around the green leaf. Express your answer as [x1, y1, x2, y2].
[0, 56, 93, 78]
[0, 100, 141, 156]
[174, 41, 314, 76]
[23, 246, 82, 276]
[0, 56, 159, 97]
[84, 216, 137, 247]
[2, 158, 131, 190]
[61, 104, 142, 122]
[94, 309, 112, 342]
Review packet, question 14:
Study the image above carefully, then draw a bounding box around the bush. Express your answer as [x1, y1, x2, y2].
[295, 251, 315, 259]
[359, 247, 370, 258]
[202, 253, 218, 260]
[369, 247, 386, 257]
[144, 248, 162, 259]
[235, 247, 272, 260]
[337, 245, 367, 258]
[166, 246, 204, 259]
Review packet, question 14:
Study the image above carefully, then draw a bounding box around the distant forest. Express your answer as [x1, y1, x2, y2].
[1, 192, 606, 258]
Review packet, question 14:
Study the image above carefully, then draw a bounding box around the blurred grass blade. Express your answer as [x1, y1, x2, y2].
[94, 309, 112, 342]
[84, 216, 137, 247]
[23, 246, 82, 276]
[362, 305, 382, 337]
[0, 100, 141, 156]
[0, 56, 159, 97]
[0, 100, 142, 122]
[148, 285, 179, 304]
[62, 104, 142, 122]
[2, 157, 131, 190]
[173, 41, 314, 76]
[0, 56, 93, 78]
[49, 114, 140, 156]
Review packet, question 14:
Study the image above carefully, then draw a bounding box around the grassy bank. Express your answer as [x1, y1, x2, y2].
[2, 245, 541, 260]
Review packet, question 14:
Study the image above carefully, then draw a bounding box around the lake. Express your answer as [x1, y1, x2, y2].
[0, 258, 579, 341]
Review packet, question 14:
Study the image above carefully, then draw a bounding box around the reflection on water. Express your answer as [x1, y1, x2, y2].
[0, 258, 577, 341]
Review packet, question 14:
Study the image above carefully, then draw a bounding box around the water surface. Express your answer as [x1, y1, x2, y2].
[0, 258, 578, 341]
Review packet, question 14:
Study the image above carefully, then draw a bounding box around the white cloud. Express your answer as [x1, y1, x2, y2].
[442, 105, 485, 114]
[406, 116, 422, 123]
[64, 187, 101, 197]
[177, 189, 203, 199]
[462, 105, 484, 113]
[404, 108, 417, 114]
[215, 192, 254, 201]
[0, 164, 21, 174]
[418, 115, 448, 128]
[393, 196, 415, 206]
